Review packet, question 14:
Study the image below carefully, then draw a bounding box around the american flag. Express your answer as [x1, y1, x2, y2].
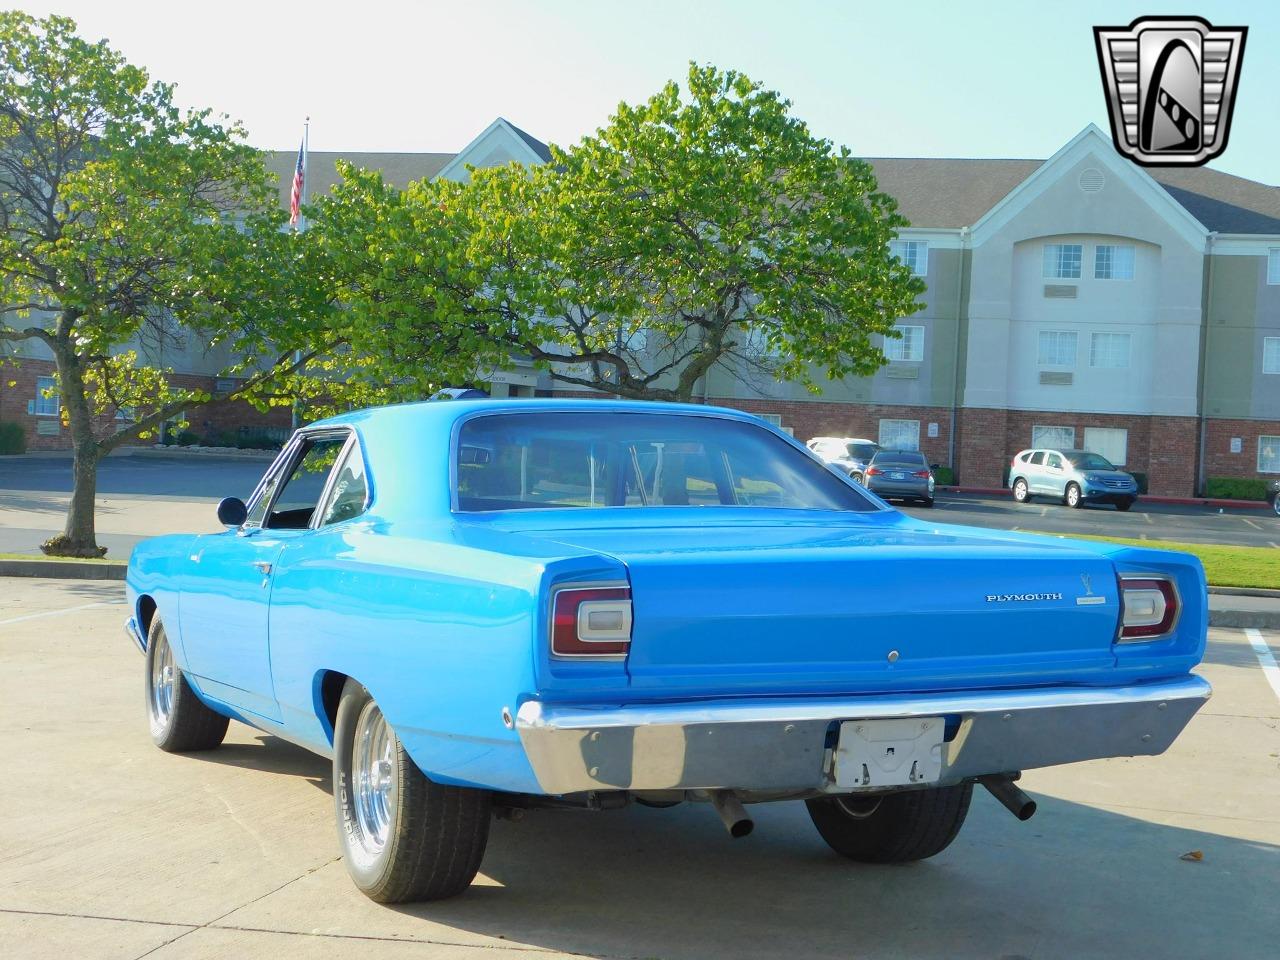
[289, 138, 305, 226]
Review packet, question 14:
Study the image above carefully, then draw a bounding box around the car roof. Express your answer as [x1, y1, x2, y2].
[872, 449, 925, 458]
[810, 436, 877, 444]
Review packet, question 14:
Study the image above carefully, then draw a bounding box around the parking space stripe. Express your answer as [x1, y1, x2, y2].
[1241, 517, 1263, 531]
[0, 600, 123, 626]
[1245, 628, 1280, 703]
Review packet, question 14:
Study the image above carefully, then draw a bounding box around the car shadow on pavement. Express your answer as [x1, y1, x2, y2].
[186, 734, 332, 794]
[378, 793, 1278, 960]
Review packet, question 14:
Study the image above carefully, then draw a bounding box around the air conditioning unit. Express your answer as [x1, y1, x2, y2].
[1043, 285, 1078, 299]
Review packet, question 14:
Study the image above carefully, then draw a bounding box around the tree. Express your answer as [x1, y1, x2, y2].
[317, 63, 925, 402]
[0, 13, 400, 557]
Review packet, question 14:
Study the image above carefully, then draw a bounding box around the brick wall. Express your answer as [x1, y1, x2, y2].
[958, 407, 1199, 496]
[1203, 418, 1280, 481]
[0, 358, 291, 452]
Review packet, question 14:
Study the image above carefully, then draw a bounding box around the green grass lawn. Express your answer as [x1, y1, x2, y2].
[1029, 533, 1279, 590]
[0, 552, 126, 564]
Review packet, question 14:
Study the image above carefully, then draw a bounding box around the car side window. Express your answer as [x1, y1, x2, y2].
[1046, 453, 1064, 471]
[1029, 452, 1045, 466]
[265, 435, 349, 530]
[317, 439, 369, 526]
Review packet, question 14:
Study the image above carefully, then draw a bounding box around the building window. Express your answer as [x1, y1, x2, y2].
[883, 324, 924, 362]
[1264, 336, 1280, 375]
[1090, 332, 1131, 369]
[878, 419, 920, 450]
[1031, 424, 1076, 449]
[30, 375, 59, 416]
[1084, 427, 1128, 465]
[889, 239, 928, 276]
[1043, 243, 1082, 279]
[1268, 249, 1280, 285]
[1259, 437, 1280, 473]
[1094, 244, 1135, 280]
[1037, 330, 1078, 367]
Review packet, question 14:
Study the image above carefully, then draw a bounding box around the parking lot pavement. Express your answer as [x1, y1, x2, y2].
[3, 579, 1279, 960]
[901, 492, 1280, 548]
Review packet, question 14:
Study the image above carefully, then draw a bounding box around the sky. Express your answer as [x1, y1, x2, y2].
[15, 0, 1280, 183]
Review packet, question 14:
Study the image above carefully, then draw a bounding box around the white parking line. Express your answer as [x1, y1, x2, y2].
[1245, 628, 1280, 703]
[1143, 512, 1153, 524]
[1242, 518, 1263, 531]
[0, 600, 123, 627]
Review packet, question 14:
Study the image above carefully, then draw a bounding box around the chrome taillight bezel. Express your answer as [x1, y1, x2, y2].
[1116, 575, 1181, 642]
[549, 583, 632, 659]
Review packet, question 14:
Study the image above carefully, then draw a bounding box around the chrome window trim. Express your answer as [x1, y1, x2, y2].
[244, 427, 358, 533]
[447, 407, 887, 515]
[310, 430, 372, 530]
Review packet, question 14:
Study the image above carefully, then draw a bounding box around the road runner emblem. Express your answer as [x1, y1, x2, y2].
[1077, 573, 1107, 606]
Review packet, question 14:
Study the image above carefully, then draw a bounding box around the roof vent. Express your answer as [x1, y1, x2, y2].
[1079, 168, 1106, 193]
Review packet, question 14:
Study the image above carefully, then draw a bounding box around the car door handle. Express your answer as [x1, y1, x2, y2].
[252, 561, 273, 575]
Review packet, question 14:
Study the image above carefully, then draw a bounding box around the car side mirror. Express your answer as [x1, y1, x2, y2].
[216, 497, 248, 526]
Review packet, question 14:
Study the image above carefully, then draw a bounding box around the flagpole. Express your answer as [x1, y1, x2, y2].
[291, 117, 309, 431]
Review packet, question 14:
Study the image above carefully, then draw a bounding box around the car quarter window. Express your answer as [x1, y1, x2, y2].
[456, 412, 878, 512]
[317, 438, 369, 526]
[263, 434, 351, 529]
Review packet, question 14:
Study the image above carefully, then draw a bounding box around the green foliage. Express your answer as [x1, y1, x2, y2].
[0, 420, 24, 454]
[1205, 476, 1270, 501]
[932, 465, 955, 486]
[314, 63, 925, 401]
[173, 429, 199, 447]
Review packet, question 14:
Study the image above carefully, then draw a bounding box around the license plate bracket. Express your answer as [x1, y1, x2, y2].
[833, 717, 944, 788]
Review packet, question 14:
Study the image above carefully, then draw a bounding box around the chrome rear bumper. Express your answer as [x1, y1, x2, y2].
[515, 676, 1210, 795]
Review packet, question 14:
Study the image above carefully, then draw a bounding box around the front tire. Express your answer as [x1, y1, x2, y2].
[333, 679, 491, 903]
[145, 616, 229, 753]
[1065, 483, 1083, 508]
[920, 497, 934, 508]
[1012, 478, 1030, 503]
[1115, 498, 1134, 512]
[806, 784, 973, 863]
[1271, 495, 1279, 518]
[848, 470, 864, 485]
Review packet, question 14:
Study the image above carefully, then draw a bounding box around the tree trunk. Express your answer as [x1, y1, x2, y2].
[41, 346, 106, 558]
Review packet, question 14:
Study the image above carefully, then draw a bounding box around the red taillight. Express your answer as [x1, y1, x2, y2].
[551, 586, 632, 658]
[865, 466, 882, 476]
[1117, 577, 1179, 641]
[912, 469, 931, 479]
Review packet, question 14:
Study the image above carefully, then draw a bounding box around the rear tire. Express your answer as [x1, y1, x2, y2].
[333, 679, 490, 903]
[1012, 478, 1030, 504]
[921, 497, 934, 508]
[806, 784, 973, 863]
[145, 616, 229, 753]
[848, 470, 864, 485]
[1065, 483, 1083, 508]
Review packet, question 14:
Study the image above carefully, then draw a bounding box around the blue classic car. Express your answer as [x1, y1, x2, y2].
[126, 399, 1210, 903]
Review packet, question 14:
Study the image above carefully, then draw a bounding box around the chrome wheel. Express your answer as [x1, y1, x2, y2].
[147, 628, 176, 735]
[1013, 479, 1028, 503]
[352, 700, 396, 857]
[1066, 483, 1082, 508]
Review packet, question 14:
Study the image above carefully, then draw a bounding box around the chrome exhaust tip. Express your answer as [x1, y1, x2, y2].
[710, 790, 754, 838]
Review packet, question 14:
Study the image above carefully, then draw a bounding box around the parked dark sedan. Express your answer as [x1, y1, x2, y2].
[864, 450, 935, 507]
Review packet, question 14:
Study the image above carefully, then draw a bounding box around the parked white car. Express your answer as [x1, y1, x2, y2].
[806, 437, 879, 483]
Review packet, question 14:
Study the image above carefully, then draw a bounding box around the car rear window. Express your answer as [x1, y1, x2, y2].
[870, 451, 926, 467]
[456, 412, 879, 512]
[847, 442, 878, 461]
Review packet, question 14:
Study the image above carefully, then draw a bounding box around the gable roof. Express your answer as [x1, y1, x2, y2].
[502, 119, 553, 163]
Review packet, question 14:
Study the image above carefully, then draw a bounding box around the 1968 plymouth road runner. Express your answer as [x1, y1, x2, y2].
[125, 399, 1211, 903]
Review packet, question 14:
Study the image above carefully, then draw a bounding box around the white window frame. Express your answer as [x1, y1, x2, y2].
[878, 418, 920, 451]
[30, 375, 59, 416]
[1043, 243, 1082, 280]
[1037, 330, 1078, 367]
[883, 324, 925, 362]
[1267, 249, 1280, 285]
[1263, 336, 1280, 375]
[889, 239, 928, 277]
[1094, 244, 1135, 280]
[1089, 331, 1131, 369]
[1083, 427, 1128, 466]
[1260, 436, 1280, 474]
[1031, 424, 1076, 449]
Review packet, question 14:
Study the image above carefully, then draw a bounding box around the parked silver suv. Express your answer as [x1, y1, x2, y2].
[1009, 448, 1138, 511]
[806, 436, 879, 483]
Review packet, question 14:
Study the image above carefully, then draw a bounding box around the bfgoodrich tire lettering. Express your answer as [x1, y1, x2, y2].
[806, 783, 973, 863]
[145, 616, 229, 753]
[333, 679, 491, 902]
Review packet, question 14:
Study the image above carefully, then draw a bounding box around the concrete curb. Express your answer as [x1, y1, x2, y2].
[939, 485, 1273, 511]
[1209, 586, 1280, 599]
[0, 559, 126, 580]
[1209, 608, 1280, 630]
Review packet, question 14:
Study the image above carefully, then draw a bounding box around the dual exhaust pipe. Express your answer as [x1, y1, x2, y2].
[707, 775, 1035, 839]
